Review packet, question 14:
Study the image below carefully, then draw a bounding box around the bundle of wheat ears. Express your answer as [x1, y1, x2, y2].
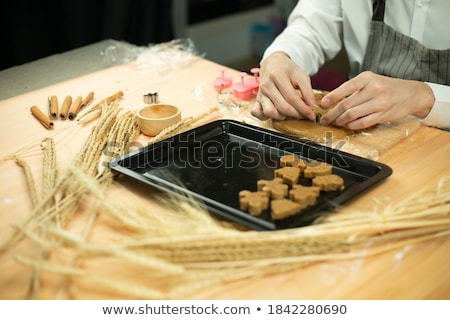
[1, 100, 449, 299]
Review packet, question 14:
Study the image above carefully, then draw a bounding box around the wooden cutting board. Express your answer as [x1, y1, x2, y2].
[271, 117, 422, 160]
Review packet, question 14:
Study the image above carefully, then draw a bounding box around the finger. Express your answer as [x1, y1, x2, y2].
[273, 73, 316, 121]
[343, 111, 381, 130]
[320, 82, 380, 126]
[259, 84, 306, 119]
[326, 102, 369, 127]
[296, 86, 317, 121]
[297, 82, 317, 107]
[283, 94, 316, 121]
[251, 101, 268, 120]
[260, 96, 287, 121]
[323, 96, 383, 129]
[319, 100, 344, 125]
[270, 94, 304, 119]
[321, 73, 370, 108]
[255, 86, 300, 119]
[320, 93, 362, 125]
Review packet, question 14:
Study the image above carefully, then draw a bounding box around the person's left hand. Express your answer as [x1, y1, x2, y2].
[319, 71, 435, 130]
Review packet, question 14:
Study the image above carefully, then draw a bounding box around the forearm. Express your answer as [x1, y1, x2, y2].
[261, 0, 343, 75]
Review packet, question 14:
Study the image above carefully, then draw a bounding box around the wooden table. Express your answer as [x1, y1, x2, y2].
[0, 48, 449, 300]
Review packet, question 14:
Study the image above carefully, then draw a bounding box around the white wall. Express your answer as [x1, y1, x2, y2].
[186, 5, 275, 66]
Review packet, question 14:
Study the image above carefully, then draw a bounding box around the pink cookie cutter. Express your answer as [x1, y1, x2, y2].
[248, 67, 260, 93]
[214, 67, 234, 92]
[232, 72, 254, 100]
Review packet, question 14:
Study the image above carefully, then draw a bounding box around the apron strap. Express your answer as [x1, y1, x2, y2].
[372, 0, 386, 22]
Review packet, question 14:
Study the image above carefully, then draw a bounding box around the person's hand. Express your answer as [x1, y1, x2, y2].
[251, 52, 317, 121]
[319, 71, 435, 130]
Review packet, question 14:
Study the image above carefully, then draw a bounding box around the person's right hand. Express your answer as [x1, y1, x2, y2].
[251, 51, 317, 121]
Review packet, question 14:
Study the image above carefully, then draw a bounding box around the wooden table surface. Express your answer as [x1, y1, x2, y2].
[0, 52, 449, 300]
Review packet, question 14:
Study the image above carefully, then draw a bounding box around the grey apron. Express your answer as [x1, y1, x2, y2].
[362, 0, 450, 85]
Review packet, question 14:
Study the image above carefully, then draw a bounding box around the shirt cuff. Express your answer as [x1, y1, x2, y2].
[421, 82, 450, 130]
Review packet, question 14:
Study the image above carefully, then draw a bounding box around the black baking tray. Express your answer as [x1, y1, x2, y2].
[110, 119, 392, 230]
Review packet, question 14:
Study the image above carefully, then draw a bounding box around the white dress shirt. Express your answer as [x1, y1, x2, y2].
[263, 0, 450, 129]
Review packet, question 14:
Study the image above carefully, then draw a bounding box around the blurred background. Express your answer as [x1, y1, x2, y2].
[2, 0, 290, 70]
[2, 0, 348, 92]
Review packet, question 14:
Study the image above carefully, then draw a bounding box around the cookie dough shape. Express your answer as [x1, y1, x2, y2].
[312, 174, 345, 191]
[239, 190, 269, 216]
[257, 178, 288, 200]
[289, 185, 321, 210]
[274, 166, 302, 186]
[279, 154, 308, 171]
[271, 199, 302, 220]
[304, 161, 333, 178]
